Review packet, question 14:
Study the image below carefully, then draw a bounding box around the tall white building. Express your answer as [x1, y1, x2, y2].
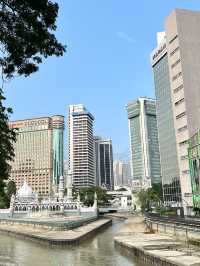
[68, 104, 95, 188]
[94, 136, 114, 190]
[113, 160, 131, 188]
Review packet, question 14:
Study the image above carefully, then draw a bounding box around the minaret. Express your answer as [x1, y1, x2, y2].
[58, 176, 64, 200]
[67, 170, 73, 201]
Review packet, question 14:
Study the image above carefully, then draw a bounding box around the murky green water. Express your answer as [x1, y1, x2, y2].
[0, 220, 143, 266]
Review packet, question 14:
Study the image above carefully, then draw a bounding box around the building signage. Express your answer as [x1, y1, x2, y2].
[9, 118, 49, 129]
[151, 41, 167, 66]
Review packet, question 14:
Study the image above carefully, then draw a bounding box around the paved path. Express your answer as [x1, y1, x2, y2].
[114, 217, 200, 266]
[0, 218, 111, 245]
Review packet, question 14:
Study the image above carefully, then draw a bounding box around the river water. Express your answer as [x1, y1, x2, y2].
[0, 220, 143, 266]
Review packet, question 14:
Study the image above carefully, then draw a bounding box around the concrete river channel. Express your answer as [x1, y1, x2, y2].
[0, 220, 144, 266]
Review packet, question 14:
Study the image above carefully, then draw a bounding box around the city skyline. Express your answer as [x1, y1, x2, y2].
[4, 1, 200, 160]
[2, 3, 200, 264]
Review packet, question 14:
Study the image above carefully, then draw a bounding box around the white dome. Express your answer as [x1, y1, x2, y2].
[17, 181, 35, 198]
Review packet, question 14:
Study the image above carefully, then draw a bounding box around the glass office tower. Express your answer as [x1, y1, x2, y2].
[94, 137, 114, 190]
[151, 33, 181, 205]
[127, 97, 161, 187]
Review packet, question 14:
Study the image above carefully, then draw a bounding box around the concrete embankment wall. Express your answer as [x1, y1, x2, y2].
[146, 218, 200, 245]
[0, 219, 112, 246]
[115, 241, 178, 266]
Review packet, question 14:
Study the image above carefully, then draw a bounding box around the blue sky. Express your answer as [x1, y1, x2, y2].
[4, 0, 200, 160]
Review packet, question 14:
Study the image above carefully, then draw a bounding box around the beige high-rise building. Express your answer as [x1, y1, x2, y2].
[9, 116, 64, 196]
[68, 104, 95, 188]
[152, 9, 200, 214]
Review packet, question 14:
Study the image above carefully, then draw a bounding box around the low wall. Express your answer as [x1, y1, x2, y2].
[0, 215, 98, 231]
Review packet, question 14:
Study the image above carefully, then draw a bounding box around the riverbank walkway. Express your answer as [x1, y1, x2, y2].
[114, 216, 200, 266]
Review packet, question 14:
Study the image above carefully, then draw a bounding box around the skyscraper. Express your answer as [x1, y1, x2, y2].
[94, 136, 114, 190]
[151, 33, 181, 206]
[113, 160, 131, 187]
[9, 115, 64, 196]
[152, 9, 200, 214]
[68, 104, 95, 188]
[127, 97, 161, 188]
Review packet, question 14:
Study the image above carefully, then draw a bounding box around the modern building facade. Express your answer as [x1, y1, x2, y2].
[68, 104, 95, 188]
[152, 9, 200, 213]
[151, 33, 181, 205]
[94, 136, 114, 190]
[9, 116, 64, 196]
[127, 97, 161, 188]
[113, 160, 131, 187]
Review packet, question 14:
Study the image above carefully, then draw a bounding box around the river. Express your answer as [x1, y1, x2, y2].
[0, 220, 143, 266]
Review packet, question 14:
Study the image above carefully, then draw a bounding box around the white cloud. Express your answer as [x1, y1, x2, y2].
[117, 31, 135, 43]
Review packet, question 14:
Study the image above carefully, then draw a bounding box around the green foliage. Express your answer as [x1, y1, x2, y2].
[78, 187, 112, 207]
[0, 180, 17, 208]
[0, 90, 17, 208]
[193, 207, 200, 216]
[160, 209, 177, 216]
[0, 1, 65, 208]
[136, 183, 163, 212]
[0, 0, 66, 78]
[151, 183, 163, 201]
[6, 180, 16, 200]
[136, 189, 149, 212]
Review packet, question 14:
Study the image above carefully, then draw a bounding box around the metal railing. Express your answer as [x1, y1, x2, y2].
[145, 212, 200, 229]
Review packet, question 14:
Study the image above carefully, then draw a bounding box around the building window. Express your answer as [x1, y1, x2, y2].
[176, 111, 186, 120]
[172, 72, 182, 82]
[169, 35, 178, 44]
[171, 59, 181, 69]
[175, 98, 184, 106]
[170, 46, 180, 57]
[174, 84, 183, 94]
[178, 125, 187, 133]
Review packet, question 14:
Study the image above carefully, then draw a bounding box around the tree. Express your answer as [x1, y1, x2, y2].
[0, 1, 66, 207]
[79, 187, 112, 207]
[0, 0, 66, 78]
[136, 189, 149, 212]
[6, 180, 16, 199]
[136, 183, 163, 213]
[0, 90, 16, 207]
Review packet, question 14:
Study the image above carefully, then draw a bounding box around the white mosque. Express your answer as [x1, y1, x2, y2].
[8, 175, 98, 218]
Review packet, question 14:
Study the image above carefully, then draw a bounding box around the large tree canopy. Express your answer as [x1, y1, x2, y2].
[0, 0, 65, 207]
[0, 0, 66, 78]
